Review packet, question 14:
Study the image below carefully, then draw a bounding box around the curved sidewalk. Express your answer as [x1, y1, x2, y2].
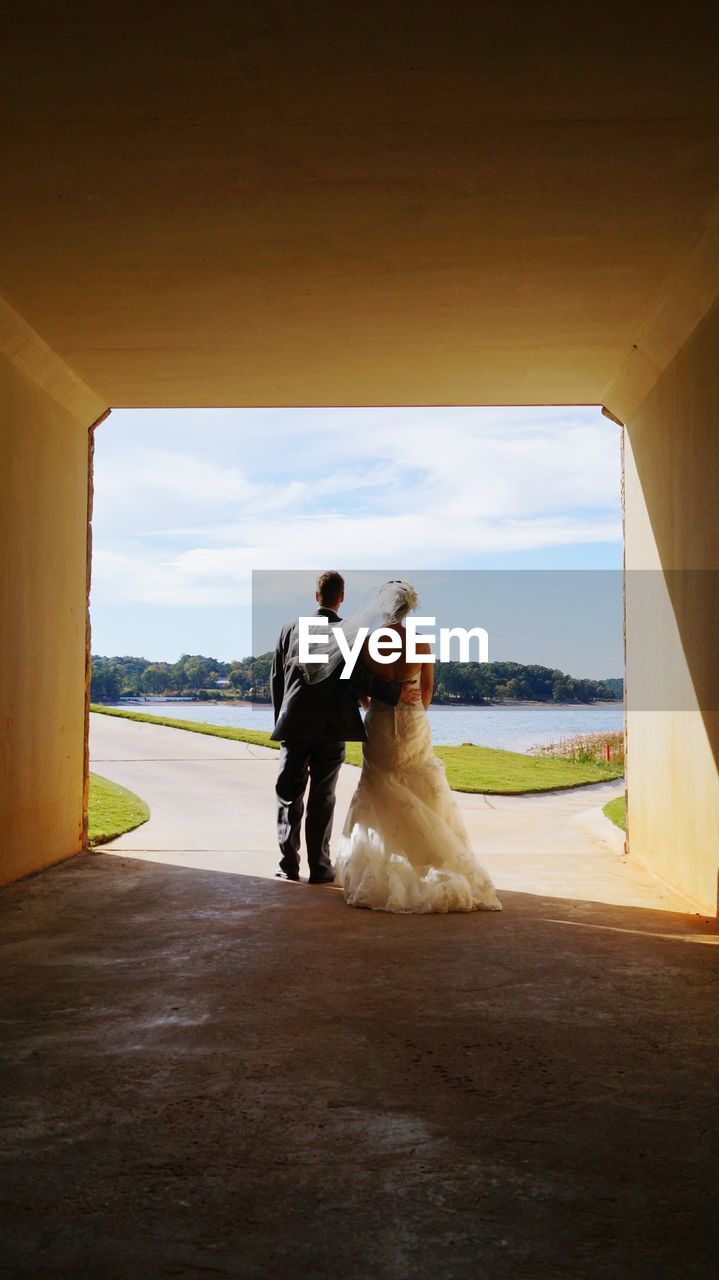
[90, 711, 686, 912]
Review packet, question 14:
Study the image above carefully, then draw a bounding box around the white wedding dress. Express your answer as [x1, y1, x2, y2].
[336, 675, 501, 914]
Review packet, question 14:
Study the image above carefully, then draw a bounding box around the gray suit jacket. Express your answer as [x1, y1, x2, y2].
[270, 607, 401, 743]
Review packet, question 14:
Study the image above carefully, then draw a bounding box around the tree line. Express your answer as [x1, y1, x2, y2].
[433, 662, 622, 704]
[90, 653, 273, 701]
[91, 653, 622, 704]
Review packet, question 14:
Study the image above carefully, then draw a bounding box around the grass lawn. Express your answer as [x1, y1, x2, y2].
[92, 705, 623, 795]
[431, 744, 622, 794]
[603, 795, 626, 831]
[88, 772, 150, 847]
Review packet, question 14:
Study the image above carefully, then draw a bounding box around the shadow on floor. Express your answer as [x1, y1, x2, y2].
[1, 851, 717, 1279]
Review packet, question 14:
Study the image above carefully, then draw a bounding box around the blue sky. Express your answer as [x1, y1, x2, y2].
[90, 406, 623, 661]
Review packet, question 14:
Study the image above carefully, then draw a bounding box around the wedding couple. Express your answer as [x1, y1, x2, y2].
[270, 571, 501, 914]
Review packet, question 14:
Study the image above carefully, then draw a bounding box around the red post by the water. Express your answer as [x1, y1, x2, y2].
[605, 743, 611, 762]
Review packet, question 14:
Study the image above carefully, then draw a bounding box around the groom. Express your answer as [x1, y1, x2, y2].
[270, 570, 419, 883]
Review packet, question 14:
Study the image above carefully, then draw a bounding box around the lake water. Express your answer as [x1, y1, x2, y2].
[107, 700, 624, 753]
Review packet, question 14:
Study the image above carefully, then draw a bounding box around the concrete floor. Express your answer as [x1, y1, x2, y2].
[1, 717, 718, 1278]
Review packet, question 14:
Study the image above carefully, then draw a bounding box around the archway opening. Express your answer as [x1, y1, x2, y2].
[86, 404, 639, 906]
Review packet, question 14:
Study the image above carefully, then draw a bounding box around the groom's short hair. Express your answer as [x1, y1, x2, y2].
[317, 570, 345, 606]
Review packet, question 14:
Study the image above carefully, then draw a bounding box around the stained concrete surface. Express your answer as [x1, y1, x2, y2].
[1, 716, 718, 1278]
[1, 854, 718, 1280]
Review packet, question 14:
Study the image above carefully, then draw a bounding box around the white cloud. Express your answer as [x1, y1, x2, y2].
[91, 407, 622, 615]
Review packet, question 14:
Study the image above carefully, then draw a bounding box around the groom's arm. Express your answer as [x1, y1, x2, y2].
[270, 628, 286, 718]
[347, 661, 401, 706]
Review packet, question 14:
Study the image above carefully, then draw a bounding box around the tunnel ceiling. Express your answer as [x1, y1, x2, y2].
[1, 2, 717, 407]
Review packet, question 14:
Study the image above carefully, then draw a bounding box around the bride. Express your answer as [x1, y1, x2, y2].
[335, 581, 501, 915]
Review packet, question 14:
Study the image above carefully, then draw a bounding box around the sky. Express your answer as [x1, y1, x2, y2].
[90, 406, 623, 663]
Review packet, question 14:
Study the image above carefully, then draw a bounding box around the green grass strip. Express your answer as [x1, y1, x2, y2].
[91, 704, 623, 795]
[88, 771, 150, 847]
[603, 795, 626, 831]
[91, 704, 276, 749]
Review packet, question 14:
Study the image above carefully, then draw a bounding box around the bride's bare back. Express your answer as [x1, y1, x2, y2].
[362, 627, 434, 709]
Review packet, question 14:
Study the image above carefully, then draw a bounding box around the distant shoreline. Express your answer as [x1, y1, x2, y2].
[107, 696, 624, 711]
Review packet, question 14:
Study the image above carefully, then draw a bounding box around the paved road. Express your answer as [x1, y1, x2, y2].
[90, 712, 688, 911]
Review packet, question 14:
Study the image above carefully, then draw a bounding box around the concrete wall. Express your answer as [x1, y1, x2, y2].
[623, 300, 719, 913]
[0, 348, 99, 886]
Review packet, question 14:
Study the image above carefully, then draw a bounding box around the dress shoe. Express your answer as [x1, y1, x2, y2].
[308, 867, 336, 885]
[275, 866, 301, 882]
